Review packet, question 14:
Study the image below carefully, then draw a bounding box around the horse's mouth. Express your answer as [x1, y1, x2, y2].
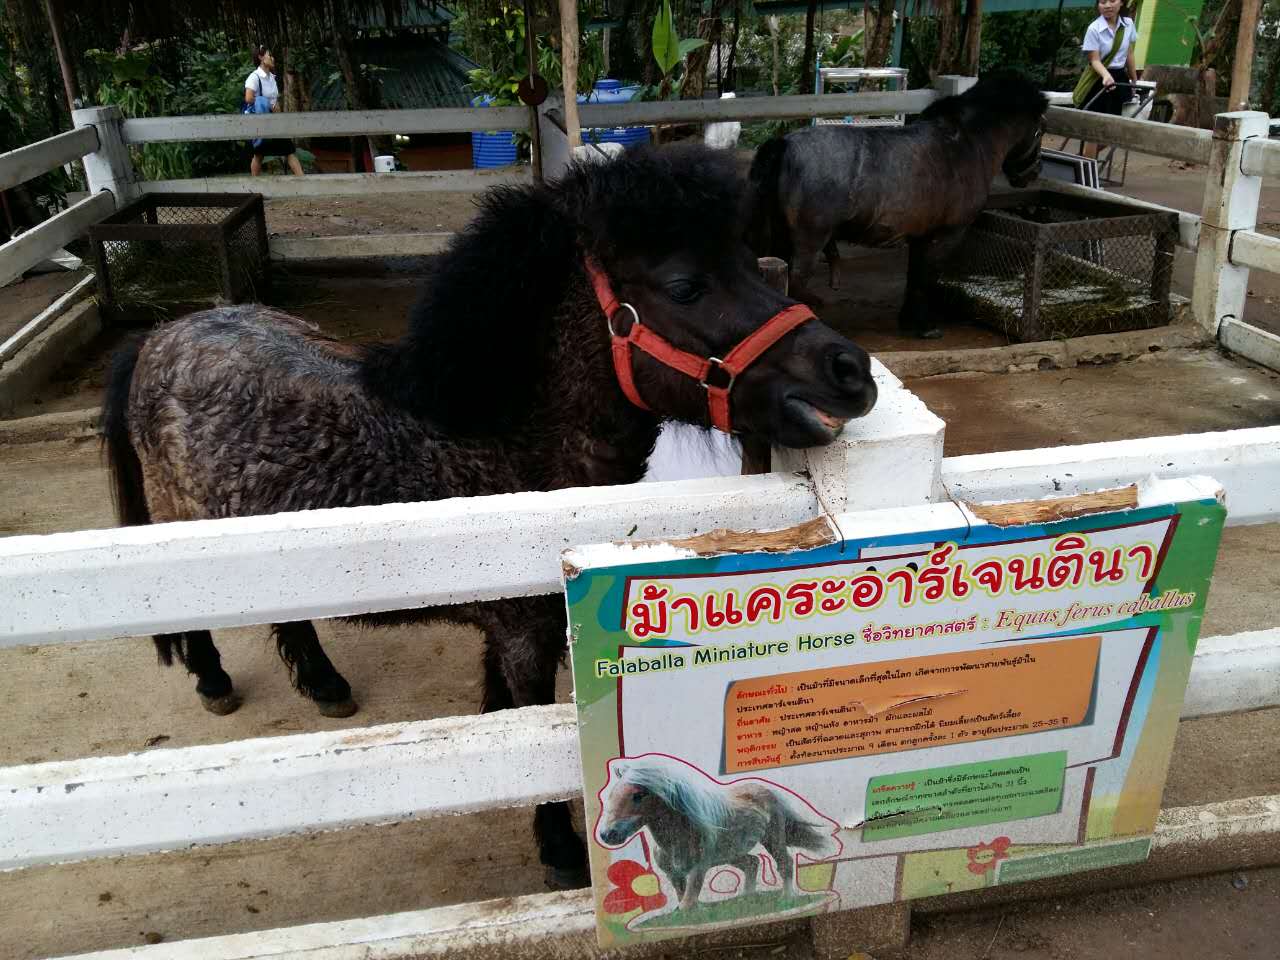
[783, 396, 853, 443]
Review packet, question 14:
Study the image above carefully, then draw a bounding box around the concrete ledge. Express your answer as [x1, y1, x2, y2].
[60, 794, 1280, 960]
[0, 300, 101, 419]
[0, 405, 100, 443]
[914, 794, 1280, 916]
[1220, 316, 1280, 374]
[881, 322, 1208, 381]
[269, 233, 454, 262]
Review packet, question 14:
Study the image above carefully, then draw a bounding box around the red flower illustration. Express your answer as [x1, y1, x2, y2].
[602, 859, 668, 915]
[966, 836, 1012, 875]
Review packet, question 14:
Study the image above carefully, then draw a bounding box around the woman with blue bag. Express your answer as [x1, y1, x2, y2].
[244, 46, 304, 177]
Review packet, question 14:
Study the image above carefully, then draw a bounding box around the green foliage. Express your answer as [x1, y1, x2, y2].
[88, 33, 253, 180]
[651, 0, 706, 77]
[87, 46, 191, 180]
[457, 2, 605, 104]
[903, 10, 1093, 90]
[0, 15, 76, 218]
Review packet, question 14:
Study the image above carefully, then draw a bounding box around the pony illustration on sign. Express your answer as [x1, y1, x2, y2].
[594, 754, 841, 927]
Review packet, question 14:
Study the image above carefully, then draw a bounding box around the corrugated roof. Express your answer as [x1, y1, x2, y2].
[354, 0, 454, 31]
[310, 35, 480, 111]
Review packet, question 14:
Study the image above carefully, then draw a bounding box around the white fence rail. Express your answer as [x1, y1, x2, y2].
[137, 167, 530, 199]
[122, 106, 534, 143]
[0, 124, 97, 193]
[941, 426, 1280, 526]
[0, 190, 112, 287]
[1044, 105, 1212, 164]
[4, 617, 1278, 874]
[0, 472, 817, 645]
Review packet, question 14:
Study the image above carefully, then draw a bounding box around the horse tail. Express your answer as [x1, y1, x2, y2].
[102, 337, 187, 669]
[773, 787, 840, 859]
[102, 336, 151, 529]
[746, 137, 790, 258]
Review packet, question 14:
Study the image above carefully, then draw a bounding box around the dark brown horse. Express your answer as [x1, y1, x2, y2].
[101, 144, 877, 887]
[748, 72, 1048, 338]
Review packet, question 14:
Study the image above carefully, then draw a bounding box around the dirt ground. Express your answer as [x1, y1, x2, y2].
[2, 152, 1279, 959]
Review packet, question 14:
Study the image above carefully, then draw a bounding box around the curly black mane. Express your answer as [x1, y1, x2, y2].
[363, 144, 748, 432]
[919, 70, 1048, 129]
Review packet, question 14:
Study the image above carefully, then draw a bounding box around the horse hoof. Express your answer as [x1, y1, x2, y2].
[199, 691, 242, 716]
[315, 697, 359, 718]
[544, 864, 591, 890]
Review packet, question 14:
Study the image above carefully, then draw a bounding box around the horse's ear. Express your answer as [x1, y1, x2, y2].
[612, 760, 630, 778]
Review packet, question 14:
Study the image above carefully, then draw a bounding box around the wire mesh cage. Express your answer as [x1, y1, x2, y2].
[88, 194, 270, 319]
[934, 190, 1179, 342]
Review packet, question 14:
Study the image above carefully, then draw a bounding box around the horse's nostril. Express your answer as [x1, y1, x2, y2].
[829, 350, 869, 391]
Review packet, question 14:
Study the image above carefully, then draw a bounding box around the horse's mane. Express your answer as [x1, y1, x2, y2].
[362, 145, 747, 434]
[620, 756, 735, 838]
[919, 70, 1048, 129]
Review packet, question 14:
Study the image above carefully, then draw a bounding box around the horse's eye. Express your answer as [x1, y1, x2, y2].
[666, 279, 703, 304]
[631, 788, 648, 804]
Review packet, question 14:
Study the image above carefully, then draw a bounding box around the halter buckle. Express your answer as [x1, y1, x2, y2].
[606, 302, 639, 339]
[701, 357, 735, 392]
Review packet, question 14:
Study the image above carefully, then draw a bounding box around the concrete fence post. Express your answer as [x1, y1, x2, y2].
[933, 74, 978, 98]
[71, 105, 138, 207]
[1192, 110, 1269, 337]
[537, 97, 572, 182]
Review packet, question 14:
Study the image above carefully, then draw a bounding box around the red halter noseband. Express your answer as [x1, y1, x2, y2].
[585, 257, 815, 434]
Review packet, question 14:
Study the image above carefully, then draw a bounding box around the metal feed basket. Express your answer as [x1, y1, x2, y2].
[935, 190, 1178, 343]
[88, 193, 269, 318]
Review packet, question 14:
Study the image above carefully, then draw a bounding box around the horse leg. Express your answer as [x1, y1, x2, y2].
[788, 234, 827, 307]
[733, 854, 760, 895]
[155, 630, 240, 715]
[272, 620, 357, 718]
[823, 238, 841, 290]
[898, 227, 967, 340]
[678, 863, 708, 911]
[765, 815, 800, 897]
[477, 596, 588, 890]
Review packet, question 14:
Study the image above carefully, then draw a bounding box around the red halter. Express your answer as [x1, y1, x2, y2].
[585, 258, 815, 434]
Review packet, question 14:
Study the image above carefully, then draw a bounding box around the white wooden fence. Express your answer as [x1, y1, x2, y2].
[2, 81, 1280, 959]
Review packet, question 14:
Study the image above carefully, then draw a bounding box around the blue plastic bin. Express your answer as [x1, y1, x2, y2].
[577, 80, 651, 150]
[471, 96, 518, 169]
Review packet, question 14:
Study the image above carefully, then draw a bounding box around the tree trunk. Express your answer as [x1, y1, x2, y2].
[800, 0, 819, 95]
[931, 0, 964, 78]
[725, 0, 741, 91]
[959, 0, 983, 76]
[325, 0, 388, 163]
[865, 0, 897, 68]
[560, 0, 582, 148]
[769, 16, 781, 97]
[682, 2, 727, 100]
[1229, 0, 1261, 109]
[42, 0, 78, 113]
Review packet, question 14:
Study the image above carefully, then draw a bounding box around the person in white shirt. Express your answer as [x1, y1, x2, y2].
[1080, 0, 1138, 112]
[245, 46, 304, 177]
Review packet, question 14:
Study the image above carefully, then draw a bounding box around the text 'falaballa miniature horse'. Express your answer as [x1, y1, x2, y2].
[749, 71, 1048, 338]
[101, 144, 877, 888]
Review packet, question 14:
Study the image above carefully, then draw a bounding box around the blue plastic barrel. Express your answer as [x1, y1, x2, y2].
[471, 96, 518, 169]
[577, 80, 651, 150]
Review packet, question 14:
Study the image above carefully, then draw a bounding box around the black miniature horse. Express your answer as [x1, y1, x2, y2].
[101, 144, 878, 889]
[749, 72, 1048, 338]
